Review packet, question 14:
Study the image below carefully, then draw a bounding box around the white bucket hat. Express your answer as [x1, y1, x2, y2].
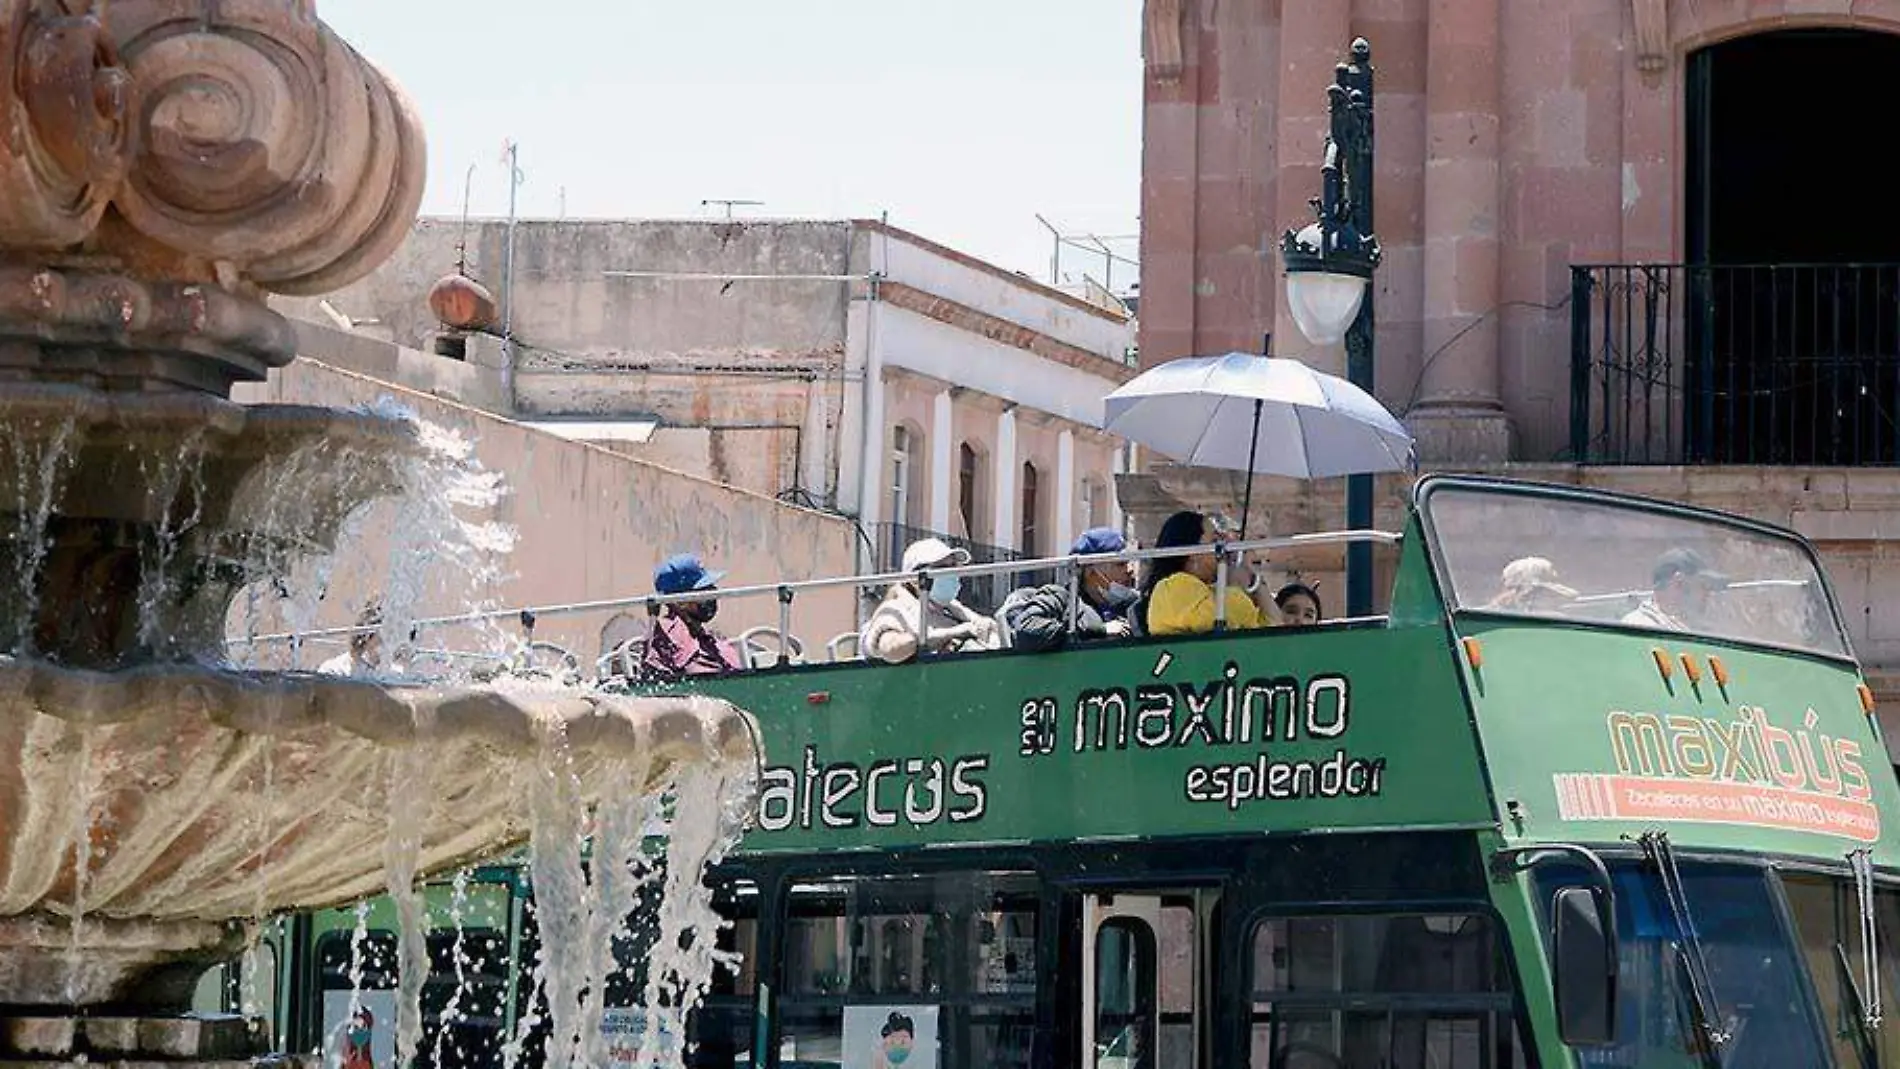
[901, 537, 972, 573]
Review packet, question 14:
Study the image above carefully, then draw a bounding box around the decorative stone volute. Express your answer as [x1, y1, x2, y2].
[0, 0, 425, 396]
[0, 4, 131, 248]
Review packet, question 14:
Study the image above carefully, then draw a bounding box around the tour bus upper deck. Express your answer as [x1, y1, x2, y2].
[230, 475, 1900, 1069]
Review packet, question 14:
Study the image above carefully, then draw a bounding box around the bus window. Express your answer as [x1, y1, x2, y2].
[421, 926, 511, 1068]
[1247, 913, 1528, 1069]
[1095, 918, 1158, 1069]
[1425, 485, 1847, 658]
[780, 871, 1038, 1069]
[318, 930, 400, 1068]
[1785, 872, 1900, 1069]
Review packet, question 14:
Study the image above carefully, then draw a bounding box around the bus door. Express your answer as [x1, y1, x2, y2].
[1081, 890, 1215, 1069]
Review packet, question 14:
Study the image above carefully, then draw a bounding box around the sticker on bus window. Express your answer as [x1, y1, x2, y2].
[842, 1006, 938, 1069]
[321, 992, 397, 1069]
[601, 1007, 681, 1065]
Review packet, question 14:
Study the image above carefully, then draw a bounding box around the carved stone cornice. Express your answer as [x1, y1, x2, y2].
[1145, 0, 1184, 83]
[1632, 0, 1668, 85]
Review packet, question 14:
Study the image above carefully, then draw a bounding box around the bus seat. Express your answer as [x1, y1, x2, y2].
[827, 631, 860, 662]
[598, 611, 647, 677]
[739, 626, 805, 669]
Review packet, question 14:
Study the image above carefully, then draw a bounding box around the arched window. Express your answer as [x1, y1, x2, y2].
[958, 442, 988, 540]
[1020, 461, 1041, 556]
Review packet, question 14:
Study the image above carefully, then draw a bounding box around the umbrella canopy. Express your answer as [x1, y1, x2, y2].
[1103, 352, 1414, 479]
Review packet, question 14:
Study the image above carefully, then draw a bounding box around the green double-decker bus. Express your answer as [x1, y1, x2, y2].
[221, 475, 1900, 1068]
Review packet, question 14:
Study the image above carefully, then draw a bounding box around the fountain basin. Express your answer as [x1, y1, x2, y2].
[0, 658, 760, 1007]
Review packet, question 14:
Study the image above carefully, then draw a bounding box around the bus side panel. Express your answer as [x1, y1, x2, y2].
[692, 624, 1494, 855]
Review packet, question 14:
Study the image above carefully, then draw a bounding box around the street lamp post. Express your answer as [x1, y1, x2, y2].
[1280, 38, 1382, 617]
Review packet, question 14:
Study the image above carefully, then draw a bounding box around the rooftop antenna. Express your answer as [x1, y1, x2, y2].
[702, 198, 763, 221]
[454, 162, 475, 276]
[500, 139, 525, 406]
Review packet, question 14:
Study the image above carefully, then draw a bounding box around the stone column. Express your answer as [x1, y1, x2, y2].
[1056, 429, 1076, 550]
[1410, 0, 1513, 462]
[1273, 0, 1353, 373]
[993, 407, 1018, 549]
[929, 390, 954, 532]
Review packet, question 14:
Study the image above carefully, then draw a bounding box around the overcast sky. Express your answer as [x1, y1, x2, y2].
[317, 0, 1144, 284]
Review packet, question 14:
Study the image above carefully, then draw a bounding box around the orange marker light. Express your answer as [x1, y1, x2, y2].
[1679, 654, 1702, 685]
[1859, 684, 1876, 715]
[1708, 656, 1730, 688]
[1461, 637, 1483, 669]
[1652, 647, 1674, 682]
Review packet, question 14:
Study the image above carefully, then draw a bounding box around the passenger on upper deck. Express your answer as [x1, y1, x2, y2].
[640, 553, 745, 681]
[860, 537, 1003, 664]
[1486, 557, 1579, 615]
[999, 526, 1143, 651]
[1274, 581, 1323, 626]
[318, 600, 393, 678]
[1142, 510, 1270, 636]
[1622, 547, 1726, 632]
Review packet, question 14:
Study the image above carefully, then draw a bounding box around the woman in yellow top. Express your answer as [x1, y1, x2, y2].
[1141, 510, 1271, 635]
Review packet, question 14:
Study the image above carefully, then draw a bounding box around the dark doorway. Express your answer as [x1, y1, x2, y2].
[1686, 29, 1900, 463]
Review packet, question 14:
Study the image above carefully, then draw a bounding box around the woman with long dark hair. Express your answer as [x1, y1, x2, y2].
[1140, 510, 1268, 635]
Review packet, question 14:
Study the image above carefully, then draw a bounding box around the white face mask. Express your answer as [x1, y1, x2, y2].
[928, 574, 961, 605]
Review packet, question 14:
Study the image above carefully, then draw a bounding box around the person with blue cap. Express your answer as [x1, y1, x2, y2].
[999, 526, 1143, 651]
[638, 552, 745, 681]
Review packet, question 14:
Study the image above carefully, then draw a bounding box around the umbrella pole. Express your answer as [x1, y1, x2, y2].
[1239, 398, 1262, 540]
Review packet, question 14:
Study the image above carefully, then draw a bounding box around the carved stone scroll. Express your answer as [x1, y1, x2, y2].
[105, 0, 427, 295]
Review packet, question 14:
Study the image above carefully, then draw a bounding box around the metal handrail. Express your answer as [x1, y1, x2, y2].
[230, 528, 1404, 647]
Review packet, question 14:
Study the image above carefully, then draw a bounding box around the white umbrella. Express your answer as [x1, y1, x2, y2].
[1103, 352, 1414, 536]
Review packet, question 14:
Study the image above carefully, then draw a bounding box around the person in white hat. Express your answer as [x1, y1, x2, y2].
[1486, 557, 1579, 615]
[860, 537, 1002, 664]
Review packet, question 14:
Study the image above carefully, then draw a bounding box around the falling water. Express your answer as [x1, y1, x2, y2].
[135, 428, 208, 656]
[383, 708, 436, 1068]
[430, 868, 473, 1069]
[60, 734, 98, 1006]
[638, 764, 754, 1066]
[4, 416, 74, 655]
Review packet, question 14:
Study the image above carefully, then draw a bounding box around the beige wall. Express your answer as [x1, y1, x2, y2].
[236, 356, 860, 667]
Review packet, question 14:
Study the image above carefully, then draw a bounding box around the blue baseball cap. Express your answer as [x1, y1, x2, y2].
[654, 553, 725, 595]
[1072, 527, 1127, 555]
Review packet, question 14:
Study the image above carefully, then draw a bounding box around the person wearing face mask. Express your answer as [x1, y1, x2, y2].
[860, 537, 1002, 664]
[999, 527, 1143, 651]
[639, 553, 746, 682]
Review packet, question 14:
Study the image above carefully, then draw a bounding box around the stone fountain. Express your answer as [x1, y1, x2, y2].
[0, 2, 761, 1063]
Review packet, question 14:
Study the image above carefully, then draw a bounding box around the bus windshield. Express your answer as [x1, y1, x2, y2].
[1536, 861, 1829, 1068]
[1426, 485, 1849, 658]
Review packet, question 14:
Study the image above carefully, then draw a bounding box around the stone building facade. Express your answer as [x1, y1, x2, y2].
[289, 218, 1137, 583]
[1129, 0, 1900, 718]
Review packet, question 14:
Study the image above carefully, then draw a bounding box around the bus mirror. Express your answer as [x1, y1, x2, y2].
[1552, 886, 1618, 1046]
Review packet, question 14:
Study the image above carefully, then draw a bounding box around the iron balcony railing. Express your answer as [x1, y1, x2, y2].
[873, 522, 1053, 614]
[1570, 262, 1900, 465]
